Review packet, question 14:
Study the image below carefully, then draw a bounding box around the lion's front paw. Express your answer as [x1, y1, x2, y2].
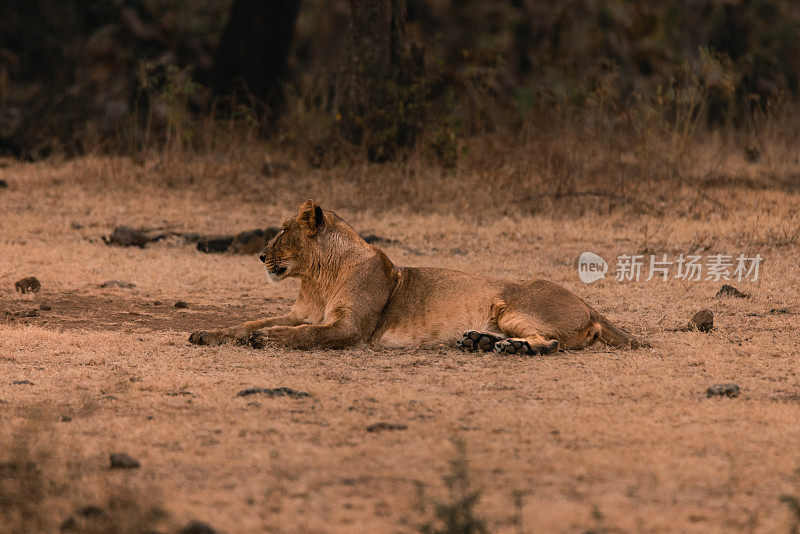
[249, 327, 296, 349]
[189, 330, 220, 346]
[190, 329, 249, 346]
[248, 331, 270, 349]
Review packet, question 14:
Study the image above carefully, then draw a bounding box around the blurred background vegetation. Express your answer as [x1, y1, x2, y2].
[0, 0, 798, 164]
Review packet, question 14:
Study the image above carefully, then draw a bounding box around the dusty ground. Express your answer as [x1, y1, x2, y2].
[1, 154, 799, 533]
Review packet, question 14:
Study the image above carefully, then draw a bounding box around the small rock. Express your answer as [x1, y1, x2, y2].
[707, 383, 741, 398]
[70, 221, 84, 230]
[61, 415, 73, 422]
[99, 280, 136, 289]
[366, 422, 408, 432]
[768, 308, 790, 315]
[13, 379, 34, 385]
[236, 387, 310, 398]
[0, 179, 8, 188]
[109, 453, 140, 469]
[688, 309, 714, 332]
[179, 520, 218, 534]
[39, 302, 52, 311]
[14, 276, 41, 293]
[153, 300, 163, 305]
[174, 301, 189, 309]
[716, 284, 750, 298]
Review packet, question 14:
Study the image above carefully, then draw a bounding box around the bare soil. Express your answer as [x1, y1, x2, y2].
[1, 154, 799, 533]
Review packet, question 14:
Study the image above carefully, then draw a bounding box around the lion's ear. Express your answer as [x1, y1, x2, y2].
[299, 199, 324, 235]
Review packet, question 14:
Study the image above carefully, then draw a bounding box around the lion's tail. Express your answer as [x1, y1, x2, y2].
[589, 308, 650, 349]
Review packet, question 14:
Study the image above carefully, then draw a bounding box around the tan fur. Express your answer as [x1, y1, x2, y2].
[189, 200, 650, 352]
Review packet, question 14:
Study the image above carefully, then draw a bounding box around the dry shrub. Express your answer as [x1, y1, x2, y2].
[420, 439, 487, 534]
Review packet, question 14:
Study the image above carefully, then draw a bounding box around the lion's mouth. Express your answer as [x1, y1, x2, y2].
[269, 266, 287, 276]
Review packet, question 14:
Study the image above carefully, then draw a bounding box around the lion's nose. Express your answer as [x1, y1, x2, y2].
[259, 251, 267, 263]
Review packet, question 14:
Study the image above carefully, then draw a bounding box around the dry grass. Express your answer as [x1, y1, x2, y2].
[1, 129, 799, 532]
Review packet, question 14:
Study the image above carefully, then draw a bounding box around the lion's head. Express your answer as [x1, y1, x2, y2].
[259, 199, 331, 282]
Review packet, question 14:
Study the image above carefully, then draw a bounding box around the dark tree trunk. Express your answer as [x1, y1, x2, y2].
[337, 0, 420, 162]
[211, 0, 301, 112]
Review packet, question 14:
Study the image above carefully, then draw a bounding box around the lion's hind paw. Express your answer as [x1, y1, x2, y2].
[457, 331, 505, 352]
[494, 338, 559, 356]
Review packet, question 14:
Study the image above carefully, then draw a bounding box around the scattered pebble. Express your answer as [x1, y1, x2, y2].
[153, 300, 163, 305]
[39, 302, 52, 311]
[61, 415, 73, 422]
[769, 308, 790, 315]
[366, 422, 408, 432]
[99, 280, 136, 289]
[70, 221, 84, 230]
[716, 284, 750, 298]
[236, 387, 310, 398]
[707, 383, 741, 398]
[688, 309, 714, 332]
[13, 379, 34, 385]
[14, 276, 41, 293]
[0, 179, 8, 188]
[179, 520, 219, 534]
[174, 300, 189, 308]
[109, 452, 140, 469]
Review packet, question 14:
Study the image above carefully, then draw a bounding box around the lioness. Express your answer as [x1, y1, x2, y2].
[189, 200, 649, 353]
